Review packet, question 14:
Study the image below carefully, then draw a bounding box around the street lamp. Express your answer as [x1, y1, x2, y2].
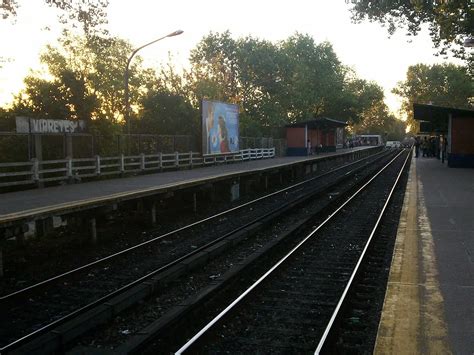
[124, 30, 183, 136]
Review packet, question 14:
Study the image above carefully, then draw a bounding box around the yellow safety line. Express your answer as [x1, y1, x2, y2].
[374, 157, 451, 354]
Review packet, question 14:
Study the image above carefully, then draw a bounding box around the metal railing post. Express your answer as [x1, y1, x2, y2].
[66, 156, 73, 182]
[31, 158, 39, 183]
[140, 153, 145, 171]
[95, 155, 101, 175]
[120, 154, 125, 174]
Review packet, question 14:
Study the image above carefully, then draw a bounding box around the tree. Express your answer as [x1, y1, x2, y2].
[187, 31, 285, 135]
[11, 32, 153, 127]
[140, 61, 198, 136]
[1, 2, 110, 116]
[140, 91, 198, 136]
[1, 0, 109, 36]
[186, 32, 380, 136]
[393, 63, 473, 131]
[348, 1, 473, 71]
[186, 31, 240, 104]
[351, 100, 407, 141]
[232, 35, 288, 133]
[345, 77, 407, 141]
[13, 75, 87, 120]
[327, 75, 386, 126]
[279, 36, 346, 122]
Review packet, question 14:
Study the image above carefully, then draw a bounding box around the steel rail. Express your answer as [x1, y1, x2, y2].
[175, 149, 406, 354]
[0, 151, 389, 353]
[314, 149, 411, 354]
[1, 150, 386, 301]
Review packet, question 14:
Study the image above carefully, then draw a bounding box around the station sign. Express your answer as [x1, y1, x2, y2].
[16, 116, 87, 134]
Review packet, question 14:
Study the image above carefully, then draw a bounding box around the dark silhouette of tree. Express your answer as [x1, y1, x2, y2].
[348, 1, 473, 73]
[1, 0, 108, 35]
[393, 63, 473, 131]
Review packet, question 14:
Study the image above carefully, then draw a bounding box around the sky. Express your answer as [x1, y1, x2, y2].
[0, 0, 461, 116]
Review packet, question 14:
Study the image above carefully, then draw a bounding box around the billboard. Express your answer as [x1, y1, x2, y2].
[202, 99, 239, 154]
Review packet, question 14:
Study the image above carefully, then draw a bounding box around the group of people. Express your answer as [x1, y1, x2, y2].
[414, 136, 446, 160]
[306, 140, 323, 155]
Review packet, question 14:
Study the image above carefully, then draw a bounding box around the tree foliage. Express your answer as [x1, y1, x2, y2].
[1, 0, 109, 35]
[351, 100, 406, 140]
[139, 61, 199, 136]
[348, 0, 473, 71]
[393, 63, 473, 131]
[11, 32, 149, 125]
[3, 29, 406, 150]
[186, 31, 389, 136]
[280, 36, 345, 121]
[140, 91, 198, 136]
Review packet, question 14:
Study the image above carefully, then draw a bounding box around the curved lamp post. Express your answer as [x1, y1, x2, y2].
[124, 30, 183, 136]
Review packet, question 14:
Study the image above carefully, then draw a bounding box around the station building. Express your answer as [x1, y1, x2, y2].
[285, 118, 347, 156]
[414, 103, 474, 168]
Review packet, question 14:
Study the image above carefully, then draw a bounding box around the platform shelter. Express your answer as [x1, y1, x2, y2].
[285, 118, 347, 156]
[414, 103, 474, 168]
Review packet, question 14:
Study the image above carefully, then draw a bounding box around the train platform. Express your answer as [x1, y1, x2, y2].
[0, 147, 374, 228]
[375, 156, 474, 354]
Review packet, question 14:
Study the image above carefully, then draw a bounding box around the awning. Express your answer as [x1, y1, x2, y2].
[413, 103, 474, 133]
[285, 117, 348, 129]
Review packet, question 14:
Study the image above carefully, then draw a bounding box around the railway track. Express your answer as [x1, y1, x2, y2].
[0, 149, 400, 354]
[150, 149, 410, 354]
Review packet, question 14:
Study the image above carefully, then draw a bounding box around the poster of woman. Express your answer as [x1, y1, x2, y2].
[218, 116, 230, 153]
[202, 99, 239, 154]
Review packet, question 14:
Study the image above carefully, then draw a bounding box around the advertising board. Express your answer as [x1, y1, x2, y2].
[202, 99, 239, 154]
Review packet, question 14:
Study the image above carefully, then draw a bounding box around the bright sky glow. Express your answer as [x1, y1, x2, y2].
[0, 0, 461, 116]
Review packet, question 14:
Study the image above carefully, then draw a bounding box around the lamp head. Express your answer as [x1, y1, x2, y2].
[167, 30, 184, 37]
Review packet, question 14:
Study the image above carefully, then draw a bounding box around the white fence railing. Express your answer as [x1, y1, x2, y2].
[0, 148, 275, 189]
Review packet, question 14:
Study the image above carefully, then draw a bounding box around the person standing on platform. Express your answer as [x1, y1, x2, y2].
[415, 136, 420, 158]
[442, 137, 448, 164]
[429, 137, 435, 157]
[422, 137, 429, 157]
[307, 139, 312, 156]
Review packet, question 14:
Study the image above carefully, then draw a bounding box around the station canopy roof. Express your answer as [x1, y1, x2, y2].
[285, 117, 348, 129]
[413, 103, 474, 133]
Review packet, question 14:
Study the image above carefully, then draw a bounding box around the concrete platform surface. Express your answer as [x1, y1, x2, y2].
[375, 156, 474, 355]
[0, 148, 369, 220]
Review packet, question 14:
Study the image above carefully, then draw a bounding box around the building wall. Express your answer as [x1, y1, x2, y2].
[286, 127, 305, 148]
[308, 129, 337, 147]
[451, 116, 474, 154]
[309, 130, 316, 145]
[285, 126, 339, 155]
[448, 116, 474, 168]
[326, 130, 335, 146]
